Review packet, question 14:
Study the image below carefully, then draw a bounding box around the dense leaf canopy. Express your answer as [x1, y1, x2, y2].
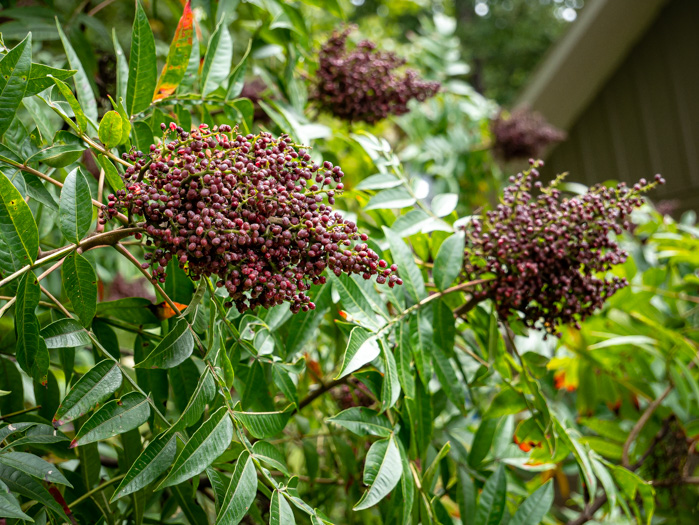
[0, 1, 696, 525]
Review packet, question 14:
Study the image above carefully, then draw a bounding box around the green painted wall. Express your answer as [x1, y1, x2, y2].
[543, 0, 699, 215]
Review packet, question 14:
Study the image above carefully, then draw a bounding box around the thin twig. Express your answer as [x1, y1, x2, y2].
[67, 473, 125, 508]
[651, 477, 699, 487]
[632, 285, 699, 304]
[0, 255, 69, 317]
[0, 227, 142, 290]
[297, 377, 348, 412]
[2, 160, 128, 224]
[268, 471, 343, 485]
[96, 168, 106, 233]
[38, 284, 170, 427]
[115, 243, 206, 356]
[87, 0, 118, 16]
[622, 384, 673, 469]
[81, 135, 131, 168]
[0, 405, 41, 420]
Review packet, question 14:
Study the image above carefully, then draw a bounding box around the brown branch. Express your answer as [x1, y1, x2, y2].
[454, 295, 481, 318]
[4, 161, 128, 224]
[567, 415, 680, 525]
[39, 227, 143, 259]
[622, 384, 674, 469]
[0, 255, 69, 317]
[567, 494, 609, 525]
[296, 376, 348, 413]
[114, 243, 207, 356]
[651, 477, 699, 487]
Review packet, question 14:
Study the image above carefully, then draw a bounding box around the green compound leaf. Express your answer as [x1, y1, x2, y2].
[14, 271, 44, 381]
[335, 326, 380, 379]
[216, 451, 257, 525]
[0, 169, 38, 273]
[172, 367, 216, 430]
[385, 229, 427, 303]
[112, 432, 178, 501]
[126, 1, 158, 117]
[54, 360, 122, 426]
[0, 452, 72, 487]
[5, 425, 69, 449]
[509, 480, 554, 525]
[71, 391, 150, 448]
[0, 464, 69, 522]
[49, 76, 87, 133]
[269, 489, 296, 525]
[233, 405, 293, 439]
[327, 407, 392, 438]
[41, 318, 91, 348]
[24, 63, 76, 97]
[0, 358, 24, 415]
[201, 21, 233, 97]
[353, 434, 402, 510]
[27, 143, 85, 169]
[55, 21, 98, 125]
[225, 39, 251, 100]
[59, 167, 93, 243]
[433, 231, 465, 291]
[97, 154, 125, 192]
[380, 339, 401, 411]
[158, 406, 233, 489]
[0, 34, 31, 138]
[112, 28, 129, 103]
[135, 319, 194, 369]
[98, 110, 124, 149]
[475, 464, 507, 525]
[62, 252, 97, 327]
[0, 479, 32, 520]
[326, 272, 383, 330]
[252, 440, 289, 476]
[365, 187, 416, 211]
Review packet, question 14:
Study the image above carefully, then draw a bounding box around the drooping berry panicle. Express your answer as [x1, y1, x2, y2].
[312, 27, 440, 124]
[462, 161, 664, 335]
[105, 123, 401, 313]
[491, 109, 566, 162]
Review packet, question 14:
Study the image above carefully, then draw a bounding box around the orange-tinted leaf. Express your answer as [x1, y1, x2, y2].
[153, 1, 193, 101]
[150, 301, 189, 320]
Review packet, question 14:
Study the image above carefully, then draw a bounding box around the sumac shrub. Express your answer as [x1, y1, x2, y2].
[0, 3, 696, 525]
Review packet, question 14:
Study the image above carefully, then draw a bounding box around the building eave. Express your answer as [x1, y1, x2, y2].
[515, 0, 670, 131]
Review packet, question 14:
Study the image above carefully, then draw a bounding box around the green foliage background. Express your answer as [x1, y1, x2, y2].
[0, 1, 696, 525]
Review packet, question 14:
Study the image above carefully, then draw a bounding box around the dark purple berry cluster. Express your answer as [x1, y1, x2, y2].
[462, 161, 664, 335]
[491, 109, 566, 161]
[312, 27, 440, 124]
[333, 379, 376, 411]
[105, 123, 400, 313]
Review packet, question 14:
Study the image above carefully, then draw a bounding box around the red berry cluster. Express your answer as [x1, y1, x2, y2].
[491, 109, 566, 161]
[312, 27, 440, 124]
[462, 161, 664, 335]
[105, 124, 400, 313]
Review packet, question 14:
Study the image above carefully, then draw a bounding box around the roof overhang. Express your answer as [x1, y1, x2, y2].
[515, 0, 670, 131]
